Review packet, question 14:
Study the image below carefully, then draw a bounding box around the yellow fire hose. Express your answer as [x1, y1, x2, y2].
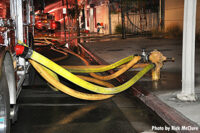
[50, 47, 140, 81]
[16, 45, 153, 94]
[34, 39, 144, 81]
[35, 44, 144, 91]
[33, 40, 118, 92]
[46, 65, 116, 91]
[62, 64, 149, 71]
[37, 39, 142, 82]
[30, 60, 113, 100]
[45, 68, 60, 91]
[46, 41, 147, 81]
[89, 56, 141, 80]
[50, 46, 135, 72]
[76, 75, 114, 88]
[46, 67, 114, 89]
[16, 41, 154, 100]
[62, 56, 135, 73]
[47, 46, 144, 90]
[29, 37, 172, 98]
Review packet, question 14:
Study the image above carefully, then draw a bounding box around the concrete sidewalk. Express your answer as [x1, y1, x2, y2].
[83, 37, 200, 132]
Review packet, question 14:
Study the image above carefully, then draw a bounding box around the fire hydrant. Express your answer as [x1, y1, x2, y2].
[149, 50, 167, 81]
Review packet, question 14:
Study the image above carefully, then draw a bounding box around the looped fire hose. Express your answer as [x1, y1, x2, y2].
[63, 55, 134, 73]
[36, 39, 141, 81]
[50, 46, 139, 80]
[16, 41, 113, 100]
[15, 45, 154, 95]
[88, 56, 141, 80]
[30, 60, 113, 100]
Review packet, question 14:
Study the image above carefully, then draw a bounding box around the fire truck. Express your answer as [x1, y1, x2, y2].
[35, 11, 60, 31]
[0, 0, 35, 132]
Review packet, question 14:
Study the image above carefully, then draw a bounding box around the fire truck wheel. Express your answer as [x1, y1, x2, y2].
[0, 64, 10, 133]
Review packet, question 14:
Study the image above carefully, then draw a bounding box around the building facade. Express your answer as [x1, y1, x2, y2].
[165, 0, 200, 32]
[84, 0, 110, 34]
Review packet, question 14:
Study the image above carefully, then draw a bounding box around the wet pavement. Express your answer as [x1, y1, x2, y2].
[84, 37, 200, 130]
[84, 37, 183, 72]
[12, 86, 136, 133]
[11, 84, 166, 133]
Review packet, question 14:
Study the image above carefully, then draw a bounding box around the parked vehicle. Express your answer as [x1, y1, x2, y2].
[35, 12, 60, 31]
[0, 0, 35, 132]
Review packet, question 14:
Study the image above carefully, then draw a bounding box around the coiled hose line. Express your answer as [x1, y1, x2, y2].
[15, 45, 154, 95]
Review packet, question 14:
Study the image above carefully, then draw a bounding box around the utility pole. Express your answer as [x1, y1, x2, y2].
[121, 0, 126, 39]
[62, 0, 67, 43]
[75, 0, 80, 43]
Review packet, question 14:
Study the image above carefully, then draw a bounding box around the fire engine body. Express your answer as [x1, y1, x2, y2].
[35, 12, 58, 31]
[0, 0, 34, 132]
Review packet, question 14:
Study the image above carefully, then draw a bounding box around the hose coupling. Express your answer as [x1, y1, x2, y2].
[15, 45, 33, 59]
[141, 48, 149, 62]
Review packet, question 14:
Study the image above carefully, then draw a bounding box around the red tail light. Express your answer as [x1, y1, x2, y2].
[51, 22, 57, 29]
